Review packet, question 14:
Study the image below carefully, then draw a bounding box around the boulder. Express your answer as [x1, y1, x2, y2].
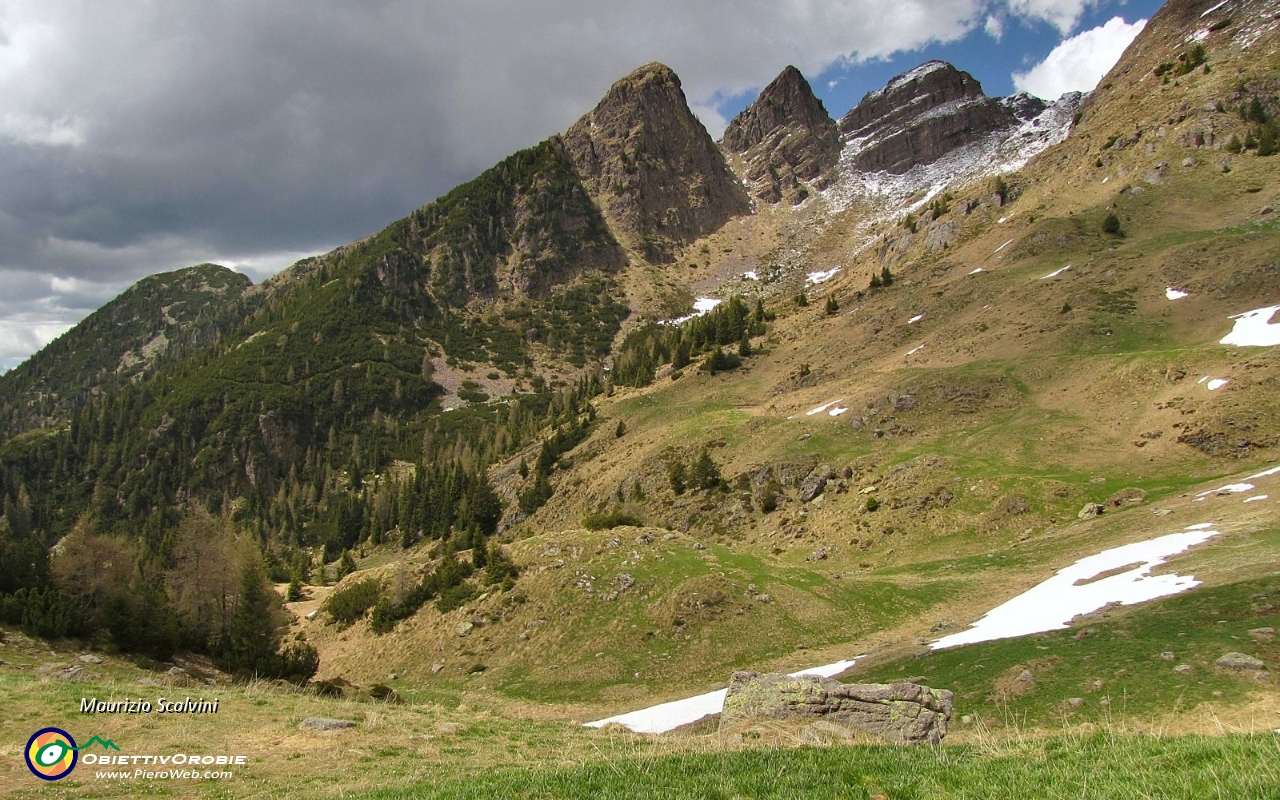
[1077, 503, 1105, 520]
[1217, 652, 1267, 671]
[299, 717, 358, 731]
[799, 475, 827, 503]
[719, 671, 953, 745]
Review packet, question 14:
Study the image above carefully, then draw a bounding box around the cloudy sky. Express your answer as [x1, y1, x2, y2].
[0, 0, 1160, 371]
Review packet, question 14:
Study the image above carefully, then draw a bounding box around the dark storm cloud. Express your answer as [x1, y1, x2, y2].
[2, 0, 1091, 369]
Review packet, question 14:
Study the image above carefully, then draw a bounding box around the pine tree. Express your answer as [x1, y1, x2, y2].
[218, 557, 282, 676]
[824, 295, 839, 315]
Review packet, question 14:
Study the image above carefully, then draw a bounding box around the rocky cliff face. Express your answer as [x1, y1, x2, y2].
[563, 63, 751, 263]
[838, 61, 1024, 175]
[722, 66, 841, 204]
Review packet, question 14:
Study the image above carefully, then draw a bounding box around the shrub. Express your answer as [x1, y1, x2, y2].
[1103, 211, 1122, 235]
[323, 578, 382, 625]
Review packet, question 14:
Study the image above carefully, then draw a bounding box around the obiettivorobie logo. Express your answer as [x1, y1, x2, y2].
[24, 728, 120, 781]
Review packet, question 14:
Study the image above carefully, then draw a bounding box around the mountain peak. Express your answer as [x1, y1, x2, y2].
[563, 63, 749, 263]
[839, 60, 1021, 174]
[723, 65, 840, 204]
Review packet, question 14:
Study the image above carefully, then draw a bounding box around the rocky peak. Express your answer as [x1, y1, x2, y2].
[839, 61, 1023, 175]
[563, 62, 750, 263]
[723, 65, 841, 204]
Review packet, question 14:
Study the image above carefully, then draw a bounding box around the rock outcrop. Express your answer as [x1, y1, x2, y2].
[719, 671, 954, 744]
[564, 63, 751, 263]
[839, 61, 1025, 175]
[722, 66, 841, 204]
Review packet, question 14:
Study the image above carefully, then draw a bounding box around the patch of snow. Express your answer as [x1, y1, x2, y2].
[1207, 379, 1229, 391]
[908, 314, 924, 324]
[829, 407, 849, 417]
[1220, 305, 1280, 347]
[1246, 465, 1280, 481]
[1198, 376, 1209, 384]
[663, 297, 723, 326]
[742, 271, 758, 281]
[969, 267, 985, 275]
[997, 216, 1008, 224]
[1197, 483, 1255, 499]
[1188, 28, 1211, 43]
[932, 526, 1221, 650]
[907, 345, 924, 355]
[806, 267, 841, 285]
[806, 399, 844, 417]
[1201, 0, 1229, 17]
[584, 659, 858, 733]
[1165, 287, 1189, 300]
[994, 238, 1015, 253]
[1041, 264, 1072, 279]
[1245, 495, 1269, 503]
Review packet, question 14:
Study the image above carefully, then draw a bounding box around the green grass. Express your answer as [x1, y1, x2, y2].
[358, 732, 1280, 799]
[849, 575, 1280, 726]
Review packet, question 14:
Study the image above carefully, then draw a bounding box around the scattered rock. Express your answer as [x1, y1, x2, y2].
[1066, 697, 1085, 708]
[1016, 669, 1034, 683]
[455, 621, 474, 637]
[300, 717, 358, 731]
[1077, 503, 1105, 520]
[894, 394, 918, 412]
[756, 594, 773, 604]
[1217, 652, 1267, 671]
[431, 663, 446, 674]
[305, 610, 318, 620]
[78, 654, 103, 664]
[799, 474, 828, 503]
[166, 666, 187, 676]
[369, 684, 403, 704]
[1153, 508, 1174, 517]
[806, 548, 829, 562]
[1174, 664, 1193, 674]
[719, 672, 953, 744]
[436, 722, 465, 735]
[1249, 628, 1276, 639]
[1160, 652, 1176, 661]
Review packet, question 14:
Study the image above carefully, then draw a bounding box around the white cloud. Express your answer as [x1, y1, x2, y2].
[984, 14, 1005, 40]
[1004, 0, 1097, 35]
[1013, 16, 1147, 100]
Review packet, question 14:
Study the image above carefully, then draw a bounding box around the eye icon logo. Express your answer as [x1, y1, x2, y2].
[25, 728, 78, 781]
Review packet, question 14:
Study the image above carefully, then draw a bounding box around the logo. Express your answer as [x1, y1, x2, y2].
[25, 728, 78, 781]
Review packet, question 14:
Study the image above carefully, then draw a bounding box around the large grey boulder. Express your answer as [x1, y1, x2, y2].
[719, 671, 953, 744]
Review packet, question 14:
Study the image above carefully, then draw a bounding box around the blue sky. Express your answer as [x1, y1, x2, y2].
[0, 0, 1166, 371]
[710, 0, 1163, 127]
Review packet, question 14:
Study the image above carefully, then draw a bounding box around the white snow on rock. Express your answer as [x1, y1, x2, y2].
[1207, 378, 1229, 391]
[829, 407, 849, 417]
[584, 659, 858, 734]
[1041, 264, 1072, 279]
[806, 267, 841, 285]
[806, 399, 844, 416]
[994, 239, 1014, 253]
[932, 525, 1221, 650]
[1220, 305, 1280, 347]
[663, 298, 723, 326]
[821, 93, 1081, 221]
[1245, 495, 1269, 503]
[968, 267, 985, 275]
[908, 314, 924, 324]
[1201, 0, 1230, 17]
[907, 345, 925, 355]
[1165, 287, 1189, 300]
